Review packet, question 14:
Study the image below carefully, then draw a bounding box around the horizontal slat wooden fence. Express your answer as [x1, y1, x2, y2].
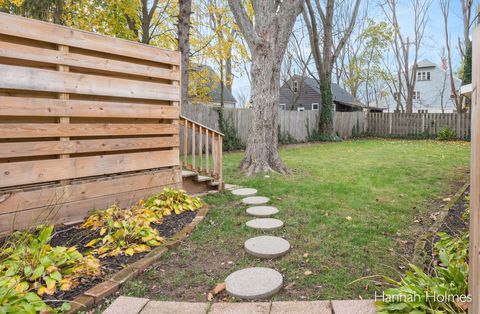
[0, 13, 181, 234]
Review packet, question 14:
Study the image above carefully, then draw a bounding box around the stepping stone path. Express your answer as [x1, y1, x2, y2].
[246, 218, 283, 231]
[232, 188, 258, 196]
[227, 186, 291, 299]
[225, 267, 283, 300]
[244, 236, 290, 258]
[246, 206, 279, 217]
[241, 196, 270, 205]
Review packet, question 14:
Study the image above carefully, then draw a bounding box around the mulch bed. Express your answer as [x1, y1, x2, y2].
[423, 190, 469, 271]
[35, 210, 197, 307]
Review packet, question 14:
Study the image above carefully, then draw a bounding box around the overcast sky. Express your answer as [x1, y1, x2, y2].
[231, 0, 479, 106]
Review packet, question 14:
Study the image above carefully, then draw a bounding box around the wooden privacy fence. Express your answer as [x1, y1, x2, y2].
[182, 103, 364, 142]
[182, 103, 471, 142]
[0, 13, 181, 234]
[366, 113, 471, 138]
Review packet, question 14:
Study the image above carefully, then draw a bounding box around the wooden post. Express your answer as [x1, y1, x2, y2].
[57, 45, 70, 186]
[469, 25, 480, 314]
[205, 129, 209, 174]
[183, 120, 188, 165]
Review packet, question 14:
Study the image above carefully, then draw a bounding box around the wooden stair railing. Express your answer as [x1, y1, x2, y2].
[179, 115, 223, 186]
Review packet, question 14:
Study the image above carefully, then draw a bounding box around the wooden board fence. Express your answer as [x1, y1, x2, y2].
[0, 13, 181, 234]
[366, 113, 471, 139]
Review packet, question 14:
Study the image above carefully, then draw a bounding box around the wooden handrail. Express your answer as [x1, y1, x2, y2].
[179, 116, 223, 186]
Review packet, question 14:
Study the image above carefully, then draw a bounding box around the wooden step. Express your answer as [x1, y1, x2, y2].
[182, 170, 197, 178]
[195, 175, 214, 182]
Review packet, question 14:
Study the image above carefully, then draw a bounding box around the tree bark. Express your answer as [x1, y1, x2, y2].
[178, 0, 192, 107]
[241, 52, 286, 174]
[228, 0, 303, 175]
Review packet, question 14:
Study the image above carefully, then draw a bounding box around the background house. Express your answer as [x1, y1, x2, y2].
[190, 65, 236, 108]
[374, 59, 462, 113]
[279, 75, 364, 112]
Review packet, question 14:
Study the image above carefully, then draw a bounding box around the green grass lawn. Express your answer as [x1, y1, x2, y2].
[121, 139, 470, 301]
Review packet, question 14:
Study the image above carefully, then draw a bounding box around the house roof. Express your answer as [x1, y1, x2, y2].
[298, 76, 363, 108]
[417, 59, 437, 68]
[191, 65, 236, 104]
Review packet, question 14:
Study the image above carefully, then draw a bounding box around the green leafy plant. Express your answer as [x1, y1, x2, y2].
[0, 225, 101, 296]
[437, 127, 457, 141]
[375, 232, 469, 313]
[0, 276, 62, 314]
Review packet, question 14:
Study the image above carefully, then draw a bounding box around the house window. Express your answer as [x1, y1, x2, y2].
[418, 71, 431, 81]
[312, 103, 319, 110]
[293, 81, 298, 92]
[280, 104, 286, 110]
[297, 107, 305, 112]
[413, 91, 421, 100]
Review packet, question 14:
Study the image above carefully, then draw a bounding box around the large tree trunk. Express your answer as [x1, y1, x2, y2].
[319, 79, 334, 135]
[241, 53, 287, 174]
[178, 0, 192, 107]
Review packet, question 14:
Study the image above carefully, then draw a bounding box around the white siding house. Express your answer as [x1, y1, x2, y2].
[374, 59, 462, 113]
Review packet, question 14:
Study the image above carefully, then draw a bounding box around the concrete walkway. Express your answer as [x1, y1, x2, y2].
[103, 296, 376, 314]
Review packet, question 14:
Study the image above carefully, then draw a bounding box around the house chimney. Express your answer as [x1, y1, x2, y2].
[441, 56, 447, 70]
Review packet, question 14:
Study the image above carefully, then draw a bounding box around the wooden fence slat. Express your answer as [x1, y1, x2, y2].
[0, 149, 179, 188]
[0, 96, 178, 119]
[0, 12, 180, 65]
[0, 41, 180, 80]
[0, 64, 179, 101]
[0, 123, 178, 138]
[0, 136, 178, 159]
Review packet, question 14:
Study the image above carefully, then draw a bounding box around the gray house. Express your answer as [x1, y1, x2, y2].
[279, 75, 363, 112]
[373, 59, 462, 113]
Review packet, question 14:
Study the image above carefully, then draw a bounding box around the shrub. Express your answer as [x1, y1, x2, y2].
[0, 225, 101, 296]
[278, 129, 298, 145]
[437, 127, 457, 141]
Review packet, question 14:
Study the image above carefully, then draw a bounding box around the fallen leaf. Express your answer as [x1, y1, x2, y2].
[346, 216, 352, 221]
[285, 282, 296, 290]
[207, 293, 213, 301]
[304, 270, 312, 276]
[212, 283, 225, 295]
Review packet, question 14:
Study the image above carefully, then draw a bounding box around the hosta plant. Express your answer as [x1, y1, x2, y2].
[376, 232, 469, 313]
[0, 276, 61, 314]
[83, 206, 163, 258]
[0, 225, 101, 297]
[143, 188, 202, 216]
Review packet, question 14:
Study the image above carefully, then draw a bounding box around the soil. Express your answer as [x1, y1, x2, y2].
[423, 190, 469, 271]
[5, 210, 197, 307]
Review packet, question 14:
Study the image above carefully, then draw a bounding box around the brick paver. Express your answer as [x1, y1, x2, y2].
[209, 302, 271, 314]
[102, 296, 149, 314]
[102, 297, 376, 314]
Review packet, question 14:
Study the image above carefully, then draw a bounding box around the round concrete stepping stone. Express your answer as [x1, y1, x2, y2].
[246, 218, 284, 231]
[246, 206, 279, 217]
[241, 196, 270, 205]
[225, 267, 283, 299]
[232, 188, 257, 197]
[244, 236, 290, 258]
